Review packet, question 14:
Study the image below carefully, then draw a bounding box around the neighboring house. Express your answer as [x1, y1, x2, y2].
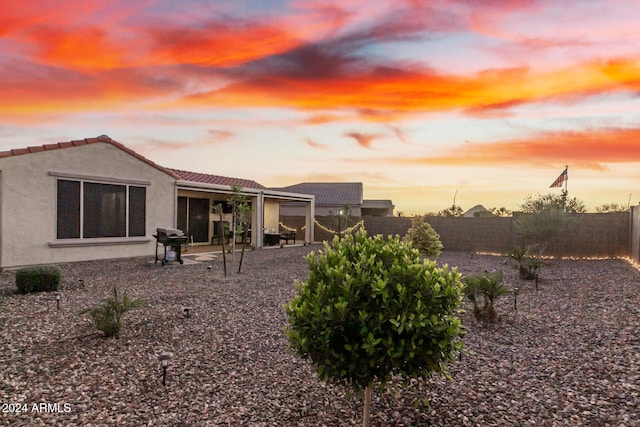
[0, 135, 314, 268]
[463, 204, 494, 217]
[275, 182, 394, 217]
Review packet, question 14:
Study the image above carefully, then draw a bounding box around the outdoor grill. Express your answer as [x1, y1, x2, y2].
[154, 227, 188, 266]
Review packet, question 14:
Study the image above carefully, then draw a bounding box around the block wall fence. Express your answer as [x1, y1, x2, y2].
[281, 209, 640, 259]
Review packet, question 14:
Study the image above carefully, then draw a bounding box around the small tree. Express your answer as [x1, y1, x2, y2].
[437, 204, 463, 217]
[285, 229, 465, 426]
[488, 207, 512, 217]
[515, 190, 584, 255]
[228, 184, 251, 274]
[212, 203, 228, 277]
[403, 216, 443, 258]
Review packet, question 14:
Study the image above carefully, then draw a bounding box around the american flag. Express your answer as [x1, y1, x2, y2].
[549, 167, 568, 188]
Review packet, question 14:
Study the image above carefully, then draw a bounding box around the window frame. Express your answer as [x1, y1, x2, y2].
[54, 174, 148, 240]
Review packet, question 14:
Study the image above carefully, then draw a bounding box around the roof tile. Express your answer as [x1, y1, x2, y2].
[170, 168, 265, 189]
[273, 182, 362, 205]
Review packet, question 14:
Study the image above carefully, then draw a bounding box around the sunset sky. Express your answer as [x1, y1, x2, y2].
[2, 0, 639, 214]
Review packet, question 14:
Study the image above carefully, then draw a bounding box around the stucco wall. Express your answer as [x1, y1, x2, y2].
[264, 200, 280, 232]
[0, 143, 176, 268]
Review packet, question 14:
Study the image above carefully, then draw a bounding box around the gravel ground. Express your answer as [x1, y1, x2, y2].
[1, 245, 639, 426]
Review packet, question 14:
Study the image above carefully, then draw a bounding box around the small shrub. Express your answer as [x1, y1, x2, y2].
[15, 265, 62, 294]
[509, 246, 540, 280]
[463, 270, 510, 322]
[403, 216, 443, 258]
[82, 286, 147, 338]
[285, 229, 464, 425]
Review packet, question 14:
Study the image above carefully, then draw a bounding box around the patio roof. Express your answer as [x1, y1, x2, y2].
[169, 168, 266, 190]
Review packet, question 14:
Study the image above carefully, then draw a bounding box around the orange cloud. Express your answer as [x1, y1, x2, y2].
[305, 138, 330, 150]
[344, 132, 381, 149]
[394, 127, 640, 170]
[181, 57, 640, 120]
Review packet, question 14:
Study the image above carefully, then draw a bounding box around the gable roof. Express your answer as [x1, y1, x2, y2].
[273, 182, 363, 205]
[0, 134, 179, 178]
[0, 135, 268, 190]
[169, 168, 265, 190]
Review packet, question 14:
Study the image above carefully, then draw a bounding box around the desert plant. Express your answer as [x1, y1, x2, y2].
[82, 286, 147, 338]
[15, 265, 62, 294]
[403, 216, 443, 258]
[463, 270, 510, 322]
[509, 246, 541, 280]
[285, 229, 465, 426]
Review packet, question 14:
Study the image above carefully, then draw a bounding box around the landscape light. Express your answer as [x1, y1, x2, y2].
[183, 307, 192, 318]
[158, 351, 173, 386]
[513, 287, 519, 311]
[55, 293, 61, 310]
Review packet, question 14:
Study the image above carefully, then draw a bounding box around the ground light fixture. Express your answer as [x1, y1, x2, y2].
[158, 351, 173, 386]
[513, 287, 519, 310]
[183, 307, 192, 318]
[55, 293, 61, 310]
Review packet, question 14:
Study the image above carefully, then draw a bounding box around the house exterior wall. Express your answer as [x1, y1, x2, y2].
[0, 143, 175, 268]
[264, 200, 280, 232]
[280, 204, 362, 217]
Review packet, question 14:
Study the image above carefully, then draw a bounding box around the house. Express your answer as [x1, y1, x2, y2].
[0, 135, 314, 269]
[275, 182, 394, 217]
[463, 205, 494, 218]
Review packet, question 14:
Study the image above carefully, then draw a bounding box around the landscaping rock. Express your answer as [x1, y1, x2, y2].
[0, 247, 638, 425]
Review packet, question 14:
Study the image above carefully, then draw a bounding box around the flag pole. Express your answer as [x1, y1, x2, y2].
[563, 165, 568, 213]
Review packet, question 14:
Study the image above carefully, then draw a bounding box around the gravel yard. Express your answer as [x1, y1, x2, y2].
[1, 245, 639, 426]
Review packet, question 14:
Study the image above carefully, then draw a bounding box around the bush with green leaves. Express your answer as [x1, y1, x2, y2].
[403, 216, 443, 258]
[82, 286, 147, 338]
[15, 265, 62, 294]
[509, 246, 540, 280]
[463, 270, 510, 322]
[285, 229, 464, 426]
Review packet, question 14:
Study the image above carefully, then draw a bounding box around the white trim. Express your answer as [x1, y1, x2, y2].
[175, 181, 314, 202]
[49, 237, 151, 248]
[49, 171, 151, 186]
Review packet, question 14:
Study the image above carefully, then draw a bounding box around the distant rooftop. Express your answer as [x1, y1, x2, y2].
[273, 182, 363, 205]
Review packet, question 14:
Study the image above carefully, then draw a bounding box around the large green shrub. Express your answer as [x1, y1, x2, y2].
[81, 286, 147, 338]
[403, 216, 443, 258]
[15, 265, 62, 294]
[285, 229, 464, 425]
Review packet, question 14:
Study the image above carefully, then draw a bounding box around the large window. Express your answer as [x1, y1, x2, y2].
[56, 179, 146, 239]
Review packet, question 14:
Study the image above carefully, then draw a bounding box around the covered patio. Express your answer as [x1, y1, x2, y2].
[172, 174, 315, 250]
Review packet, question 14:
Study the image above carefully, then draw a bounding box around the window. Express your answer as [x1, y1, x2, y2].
[56, 179, 146, 239]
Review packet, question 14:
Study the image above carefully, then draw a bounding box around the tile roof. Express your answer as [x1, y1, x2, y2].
[273, 182, 363, 205]
[170, 168, 266, 189]
[0, 135, 179, 178]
